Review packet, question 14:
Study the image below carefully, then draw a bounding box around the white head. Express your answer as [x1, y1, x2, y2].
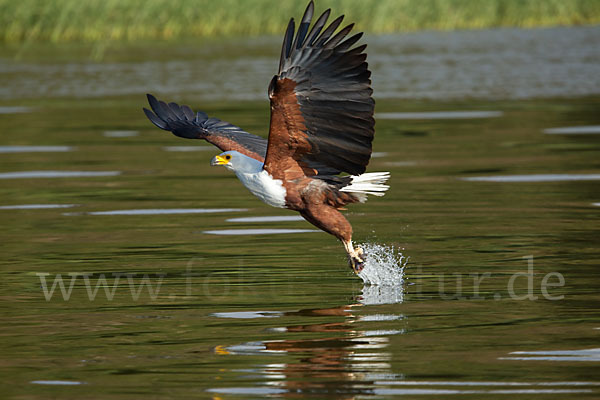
[210, 150, 262, 173]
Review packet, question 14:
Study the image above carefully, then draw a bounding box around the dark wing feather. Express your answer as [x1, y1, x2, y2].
[292, 1, 313, 50]
[143, 94, 267, 162]
[264, 1, 375, 180]
[304, 8, 330, 47]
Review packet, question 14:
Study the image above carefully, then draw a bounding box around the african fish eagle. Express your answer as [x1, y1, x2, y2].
[143, 1, 390, 273]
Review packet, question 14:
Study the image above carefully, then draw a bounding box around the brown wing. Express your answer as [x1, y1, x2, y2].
[264, 1, 375, 181]
[144, 94, 267, 162]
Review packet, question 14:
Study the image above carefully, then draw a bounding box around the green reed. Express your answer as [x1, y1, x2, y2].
[1, 0, 599, 44]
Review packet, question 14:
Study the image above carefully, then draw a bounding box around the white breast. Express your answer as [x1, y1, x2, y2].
[236, 170, 287, 208]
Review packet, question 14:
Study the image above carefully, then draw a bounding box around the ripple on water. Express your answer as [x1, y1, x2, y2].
[0, 171, 120, 179]
[0, 204, 76, 210]
[64, 208, 247, 216]
[373, 388, 592, 395]
[357, 243, 407, 286]
[0, 106, 32, 114]
[203, 228, 319, 235]
[543, 125, 600, 135]
[385, 161, 418, 167]
[217, 341, 286, 356]
[376, 111, 503, 120]
[358, 314, 405, 322]
[226, 215, 305, 223]
[207, 388, 287, 395]
[371, 152, 388, 158]
[0, 145, 73, 153]
[211, 311, 283, 319]
[30, 380, 84, 385]
[163, 146, 214, 152]
[462, 174, 600, 182]
[499, 348, 600, 362]
[371, 380, 599, 395]
[103, 130, 138, 137]
[362, 329, 405, 337]
[376, 380, 600, 386]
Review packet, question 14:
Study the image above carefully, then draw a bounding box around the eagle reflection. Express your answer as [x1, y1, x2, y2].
[211, 286, 405, 398]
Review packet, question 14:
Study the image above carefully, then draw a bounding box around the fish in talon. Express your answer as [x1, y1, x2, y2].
[349, 257, 365, 274]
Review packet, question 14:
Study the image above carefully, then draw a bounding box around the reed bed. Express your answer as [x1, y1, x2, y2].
[1, 0, 599, 43]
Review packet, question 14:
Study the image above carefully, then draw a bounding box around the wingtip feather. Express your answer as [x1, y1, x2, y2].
[302, 1, 314, 23]
[143, 107, 167, 130]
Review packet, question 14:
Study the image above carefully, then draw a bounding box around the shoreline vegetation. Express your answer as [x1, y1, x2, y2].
[1, 0, 599, 44]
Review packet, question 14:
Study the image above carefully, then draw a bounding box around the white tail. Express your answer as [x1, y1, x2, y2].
[340, 172, 390, 201]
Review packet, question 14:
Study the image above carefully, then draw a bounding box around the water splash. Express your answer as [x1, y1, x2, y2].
[359, 285, 405, 305]
[357, 242, 408, 286]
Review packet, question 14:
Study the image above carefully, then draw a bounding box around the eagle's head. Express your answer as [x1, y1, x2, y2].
[210, 151, 262, 173]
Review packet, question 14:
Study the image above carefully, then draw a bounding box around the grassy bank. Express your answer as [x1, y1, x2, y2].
[1, 0, 599, 44]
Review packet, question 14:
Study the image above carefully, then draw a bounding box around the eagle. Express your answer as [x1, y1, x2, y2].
[143, 1, 389, 274]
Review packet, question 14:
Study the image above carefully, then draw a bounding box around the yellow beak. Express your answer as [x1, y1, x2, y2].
[211, 154, 229, 166]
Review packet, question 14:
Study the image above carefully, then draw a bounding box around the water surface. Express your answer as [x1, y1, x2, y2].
[1, 26, 599, 400]
[1, 26, 599, 101]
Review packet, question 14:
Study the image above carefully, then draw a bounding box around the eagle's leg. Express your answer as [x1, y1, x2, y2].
[299, 204, 365, 274]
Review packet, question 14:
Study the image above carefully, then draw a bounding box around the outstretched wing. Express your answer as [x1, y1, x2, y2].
[143, 94, 267, 162]
[264, 1, 375, 181]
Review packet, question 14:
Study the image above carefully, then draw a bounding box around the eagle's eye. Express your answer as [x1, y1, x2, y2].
[225, 155, 231, 160]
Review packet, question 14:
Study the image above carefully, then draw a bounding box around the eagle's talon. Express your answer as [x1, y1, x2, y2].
[344, 240, 367, 274]
[351, 259, 365, 275]
[349, 257, 365, 274]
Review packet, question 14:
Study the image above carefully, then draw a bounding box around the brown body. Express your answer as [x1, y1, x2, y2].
[283, 177, 357, 243]
[265, 76, 361, 243]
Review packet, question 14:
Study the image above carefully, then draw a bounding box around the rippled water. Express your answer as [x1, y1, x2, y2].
[1, 26, 600, 399]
